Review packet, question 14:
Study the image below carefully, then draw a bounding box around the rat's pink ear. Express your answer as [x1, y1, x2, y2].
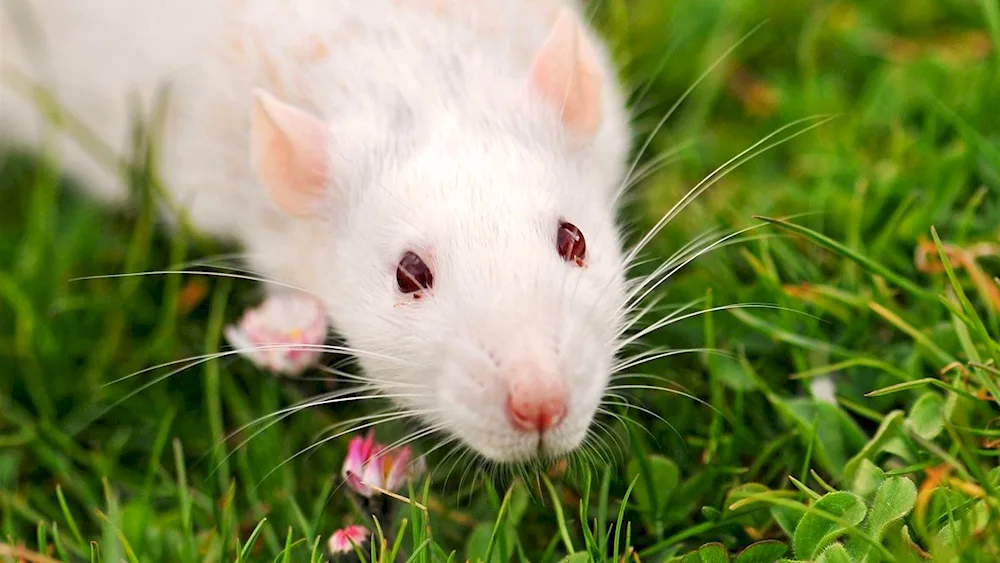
[528, 8, 604, 140]
[251, 89, 333, 216]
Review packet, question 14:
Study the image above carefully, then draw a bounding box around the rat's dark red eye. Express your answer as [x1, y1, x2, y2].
[557, 221, 586, 266]
[396, 251, 433, 294]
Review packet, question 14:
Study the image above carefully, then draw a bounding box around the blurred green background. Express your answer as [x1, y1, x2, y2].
[1, 0, 998, 560]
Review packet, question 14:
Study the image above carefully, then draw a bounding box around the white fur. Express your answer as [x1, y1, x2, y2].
[1, 0, 632, 462]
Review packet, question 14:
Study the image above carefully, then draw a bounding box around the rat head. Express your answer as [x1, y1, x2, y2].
[248, 9, 630, 463]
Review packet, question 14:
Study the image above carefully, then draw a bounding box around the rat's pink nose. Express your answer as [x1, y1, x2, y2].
[504, 371, 568, 433]
[505, 394, 567, 433]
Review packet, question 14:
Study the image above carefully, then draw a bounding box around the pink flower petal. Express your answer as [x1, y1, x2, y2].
[224, 293, 328, 376]
[342, 431, 380, 497]
[383, 446, 412, 491]
[340, 430, 425, 497]
[360, 450, 386, 493]
[328, 525, 370, 553]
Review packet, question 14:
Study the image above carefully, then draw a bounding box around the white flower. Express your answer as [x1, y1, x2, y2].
[809, 375, 838, 405]
[224, 293, 327, 376]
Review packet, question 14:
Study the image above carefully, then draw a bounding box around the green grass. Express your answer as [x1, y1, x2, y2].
[2, 0, 1000, 561]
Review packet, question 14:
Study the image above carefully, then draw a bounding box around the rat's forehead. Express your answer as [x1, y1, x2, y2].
[393, 135, 564, 201]
[355, 130, 593, 248]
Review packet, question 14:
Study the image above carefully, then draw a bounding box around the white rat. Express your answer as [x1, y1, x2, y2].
[0, 0, 632, 463]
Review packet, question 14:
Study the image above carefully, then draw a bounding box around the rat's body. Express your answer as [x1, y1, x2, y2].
[1, 0, 633, 462]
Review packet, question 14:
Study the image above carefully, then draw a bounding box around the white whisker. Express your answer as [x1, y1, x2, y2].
[618, 22, 769, 199]
[612, 347, 732, 373]
[70, 269, 321, 300]
[605, 383, 724, 420]
[626, 114, 838, 264]
[618, 303, 813, 350]
[252, 409, 441, 492]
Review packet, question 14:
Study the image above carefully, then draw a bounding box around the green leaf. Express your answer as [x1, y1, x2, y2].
[771, 505, 803, 538]
[905, 392, 945, 440]
[678, 543, 733, 563]
[702, 506, 723, 521]
[506, 481, 531, 526]
[871, 473, 917, 520]
[715, 357, 758, 390]
[695, 543, 731, 563]
[814, 543, 851, 563]
[843, 410, 905, 482]
[850, 459, 885, 502]
[935, 497, 991, 547]
[558, 553, 592, 563]
[725, 483, 773, 531]
[626, 454, 680, 514]
[734, 540, 788, 563]
[782, 399, 867, 480]
[792, 492, 867, 560]
[846, 477, 917, 560]
[465, 521, 516, 563]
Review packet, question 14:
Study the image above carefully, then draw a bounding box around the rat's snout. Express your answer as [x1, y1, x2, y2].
[503, 360, 568, 434]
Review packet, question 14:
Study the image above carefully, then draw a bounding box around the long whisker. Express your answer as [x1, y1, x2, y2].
[207, 408, 409, 478]
[251, 409, 440, 492]
[103, 344, 403, 392]
[605, 383, 726, 420]
[434, 442, 474, 494]
[595, 405, 655, 442]
[248, 391, 428, 441]
[618, 303, 816, 350]
[624, 228, 780, 311]
[602, 399, 673, 432]
[624, 228, 725, 301]
[613, 374, 701, 392]
[615, 296, 671, 340]
[581, 426, 615, 466]
[618, 21, 769, 199]
[589, 414, 627, 461]
[372, 424, 448, 464]
[619, 141, 694, 192]
[87, 343, 413, 426]
[626, 114, 838, 264]
[456, 449, 483, 503]
[313, 364, 431, 390]
[612, 347, 733, 373]
[615, 297, 705, 344]
[69, 269, 321, 299]
[416, 432, 464, 473]
[221, 385, 376, 442]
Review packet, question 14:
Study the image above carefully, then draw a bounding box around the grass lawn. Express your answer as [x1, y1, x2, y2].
[3, 0, 1000, 561]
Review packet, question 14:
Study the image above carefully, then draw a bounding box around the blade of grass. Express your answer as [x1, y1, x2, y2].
[240, 518, 269, 563]
[790, 358, 914, 383]
[173, 438, 195, 563]
[541, 475, 575, 554]
[613, 476, 638, 561]
[754, 216, 937, 302]
[203, 278, 233, 493]
[864, 379, 981, 401]
[930, 227, 1000, 405]
[55, 485, 85, 547]
[868, 301, 956, 367]
[482, 485, 514, 563]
